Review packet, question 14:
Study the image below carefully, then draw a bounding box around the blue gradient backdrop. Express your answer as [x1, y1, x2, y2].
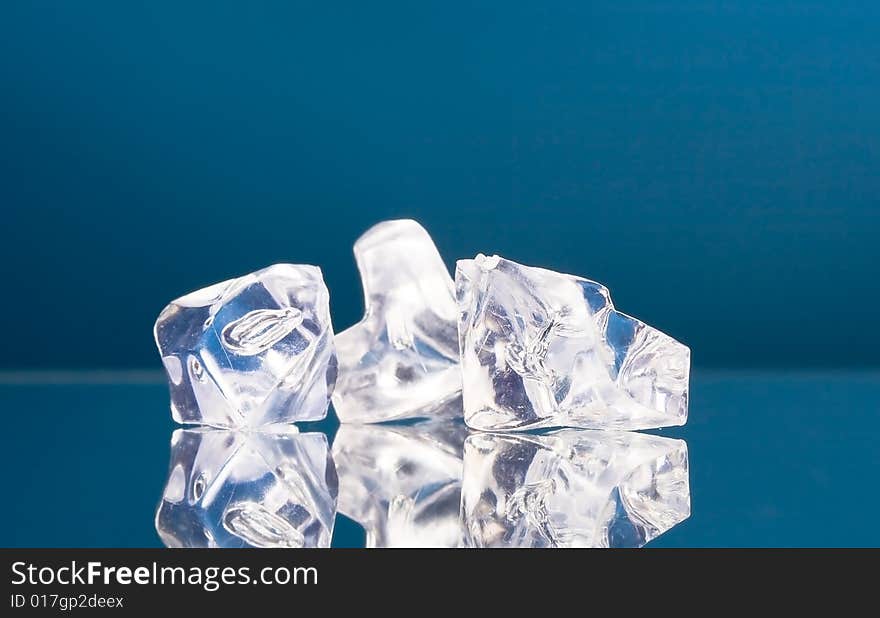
[2, 1, 879, 369]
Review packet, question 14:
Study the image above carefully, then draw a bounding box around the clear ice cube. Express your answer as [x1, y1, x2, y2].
[333, 220, 461, 423]
[332, 402, 467, 547]
[456, 254, 689, 431]
[154, 264, 337, 427]
[461, 430, 690, 548]
[156, 428, 338, 548]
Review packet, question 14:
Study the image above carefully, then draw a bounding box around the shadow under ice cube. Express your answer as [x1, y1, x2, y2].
[154, 264, 337, 427]
[156, 428, 337, 548]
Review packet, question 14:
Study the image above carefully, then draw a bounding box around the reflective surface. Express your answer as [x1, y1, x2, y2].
[155, 406, 690, 548]
[1, 370, 879, 547]
[333, 418, 467, 548]
[461, 430, 689, 548]
[156, 428, 337, 548]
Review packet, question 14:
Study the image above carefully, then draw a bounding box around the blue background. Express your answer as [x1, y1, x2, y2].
[2, 1, 878, 370]
[1, 2, 879, 548]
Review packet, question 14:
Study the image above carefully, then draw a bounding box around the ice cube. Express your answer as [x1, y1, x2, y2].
[154, 264, 336, 427]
